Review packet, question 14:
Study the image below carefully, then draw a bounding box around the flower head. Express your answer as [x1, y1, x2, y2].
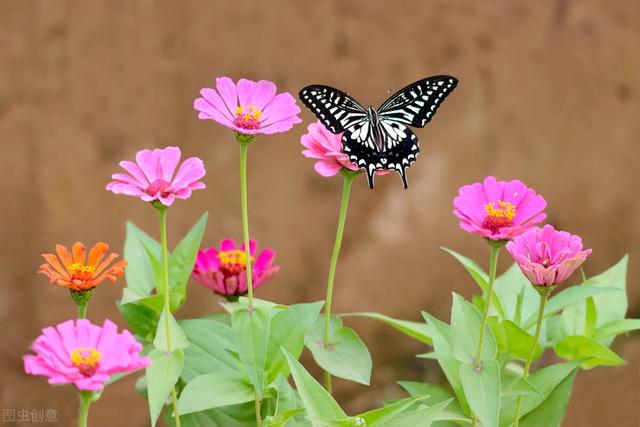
[194, 77, 302, 135]
[300, 122, 359, 177]
[106, 146, 206, 207]
[192, 238, 279, 299]
[23, 319, 149, 391]
[506, 225, 592, 287]
[39, 242, 127, 292]
[453, 176, 547, 241]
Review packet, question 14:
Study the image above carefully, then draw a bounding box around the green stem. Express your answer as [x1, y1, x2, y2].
[322, 170, 356, 392]
[254, 393, 262, 427]
[239, 140, 255, 307]
[471, 244, 500, 427]
[77, 391, 93, 427]
[78, 304, 87, 319]
[513, 288, 551, 427]
[158, 207, 181, 427]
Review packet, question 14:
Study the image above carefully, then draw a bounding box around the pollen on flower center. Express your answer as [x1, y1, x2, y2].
[70, 347, 102, 377]
[482, 200, 517, 234]
[218, 249, 254, 275]
[68, 263, 96, 280]
[146, 179, 171, 196]
[233, 105, 262, 130]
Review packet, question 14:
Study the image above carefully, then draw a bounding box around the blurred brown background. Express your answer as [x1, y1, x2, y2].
[2, 0, 639, 425]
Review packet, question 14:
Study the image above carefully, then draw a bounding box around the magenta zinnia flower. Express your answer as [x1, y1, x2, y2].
[453, 176, 547, 241]
[300, 121, 359, 177]
[106, 146, 206, 206]
[23, 319, 149, 391]
[192, 238, 279, 298]
[506, 225, 592, 287]
[194, 77, 302, 135]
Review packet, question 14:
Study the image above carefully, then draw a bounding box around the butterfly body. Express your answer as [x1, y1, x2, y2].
[299, 76, 458, 189]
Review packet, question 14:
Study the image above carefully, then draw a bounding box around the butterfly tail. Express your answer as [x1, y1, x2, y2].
[366, 167, 376, 189]
[398, 167, 409, 189]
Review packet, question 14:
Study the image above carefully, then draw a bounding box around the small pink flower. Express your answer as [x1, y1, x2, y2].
[106, 146, 206, 206]
[300, 121, 359, 177]
[506, 225, 592, 286]
[192, 238, 279, 298]
[194, 77, 302, 135]
[453, 176, 547, 241]
[23, 319, 149, 391]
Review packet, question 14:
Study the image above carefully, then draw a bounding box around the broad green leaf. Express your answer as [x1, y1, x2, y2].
[180, 318, 239, 381]
[167, 212, 208, 310]
[232, 306, 271, 397]
[554, 335, 625, 368]
[154, 307, 189, 351]
[451, 294, 497, 363]
[459, 360, 500, 427]
[117, 301, 160, 341]
[422, 311, 469, 413]
[177, 371, 254, 415]
[501, 376, 542, 397]
[266, 302, 323, 383]
[305, 320, 372, 385]
[344, 312, 432, 345]
[146, 349, 184, 426]
[518, 370, 577, 427]
[122, 293, 165, 313]
[357, 395, 428, 425]
[584, 296, 597, 337]
[397, 381, 467, 420]
[489, 319, 542, 361]
[593, 319, 640, 341]
[494, 263, 539, 326]
[123, 221, 161, 300]
[282, 349, 348, 426]
[372, 400, 452, 427]
[177, 402, 256, 427]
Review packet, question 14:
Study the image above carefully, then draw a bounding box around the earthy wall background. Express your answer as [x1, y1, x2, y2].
[2, 0, 639, 425]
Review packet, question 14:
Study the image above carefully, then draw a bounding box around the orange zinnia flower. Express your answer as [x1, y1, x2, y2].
[39, 242, 127, 292]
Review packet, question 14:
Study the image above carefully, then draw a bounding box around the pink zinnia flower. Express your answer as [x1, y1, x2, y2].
[106, 146, 206, 206]
[194, 77, 302, 135]
[300, 121, 359, 177]
[453, 176, 547, 241]
[506, 225, 592, 287]
[23, 319, 149, 391]
[192, 239, 279, 298]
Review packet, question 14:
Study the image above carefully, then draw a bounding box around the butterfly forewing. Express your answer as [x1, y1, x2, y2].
[298, 85, 367, 133]
[378, 76, 458, 128]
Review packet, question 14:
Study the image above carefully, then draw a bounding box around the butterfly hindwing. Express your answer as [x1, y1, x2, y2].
[298, 85, 367, 133]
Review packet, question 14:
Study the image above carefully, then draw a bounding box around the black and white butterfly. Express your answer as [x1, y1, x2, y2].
[299, 76, 458, 189]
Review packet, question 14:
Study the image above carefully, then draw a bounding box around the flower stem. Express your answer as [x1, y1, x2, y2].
[158, 206, 181, 427]
[512, 287, 551, 427]
[323, 170, 356, 393]
[239, 139, 255, 308]
[77, 391, 93, 427]
[254, 393, 262, 427]
[471, 244, 500, 427]
[78, 303, 87, 319]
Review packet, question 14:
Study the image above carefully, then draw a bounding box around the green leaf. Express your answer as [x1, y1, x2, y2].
[357, 395, 429, 425]
[180, 318, 239, 381]
[232, 305, 271, 397]
[177, 371, 254, 415]
[493, 263, 539, 326]
[282, 348, 348, 426]
[154, 307, 189, 351]
[167, 212, 208, 310]
[584, 296, 597, 337]
[593, 319, 640, 341]
[554, 335, 626, 368]
[123, 221, 161, 300]
[501, 377, 542, 397]
[451, 294, 496, 363]
[369, 400, 452, 427]
[397, 381, 467, 420]
[306, 316, 372, 385]
[146, 349, 184, 426]
[489, 319, 542, 361]
[344, 312, 432, 345]
[266, 302, 323, 383]
[518, 370, 577, 427]
[459, 360, 500, 427]
[177, 402, 256, 427]
[117, 301, 160, 341]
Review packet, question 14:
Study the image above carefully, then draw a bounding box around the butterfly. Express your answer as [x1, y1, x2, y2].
[299, 76, 458, 189]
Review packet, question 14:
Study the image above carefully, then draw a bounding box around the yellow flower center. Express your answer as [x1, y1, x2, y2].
[233, 105, 262, 130]
[482, 200, 517, 234]
[68, 263, 96, 280]
[70, 347, 102, 376]
[218, 249, 254, 276]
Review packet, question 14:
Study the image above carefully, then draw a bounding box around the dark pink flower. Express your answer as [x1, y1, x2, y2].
[453, 176, 547, 241]
[192, 238, 279, 298]
[23, 319, 149, 391]
[194, 77, 302, 135]
[106, 146, 206, 206]
[506, 225, 592, 286]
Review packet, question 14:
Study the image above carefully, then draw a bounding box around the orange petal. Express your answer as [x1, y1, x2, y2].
[88, 242, 109, 268]
[55, 244, 73, 269]
[72, 242, 86, 265]
[94, 253, 119, 276]
[41, 254, 70, 280]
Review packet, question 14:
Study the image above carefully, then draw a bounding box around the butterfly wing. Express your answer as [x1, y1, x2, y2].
[298, 85, 368, 133]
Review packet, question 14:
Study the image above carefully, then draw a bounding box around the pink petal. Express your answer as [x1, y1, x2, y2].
[237, 79, 277, 110]
[215, 77, 239, 113]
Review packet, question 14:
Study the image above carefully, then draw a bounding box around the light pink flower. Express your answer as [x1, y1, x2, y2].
[106, 146, 206, 206]
[300, 121, 359, 177]
[23, 319, 149, 391]
[194, 77, 302, 135]
[453, 176, 547, 241]
[192, 238, 279, 299]
[506, 225, 592, 286]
